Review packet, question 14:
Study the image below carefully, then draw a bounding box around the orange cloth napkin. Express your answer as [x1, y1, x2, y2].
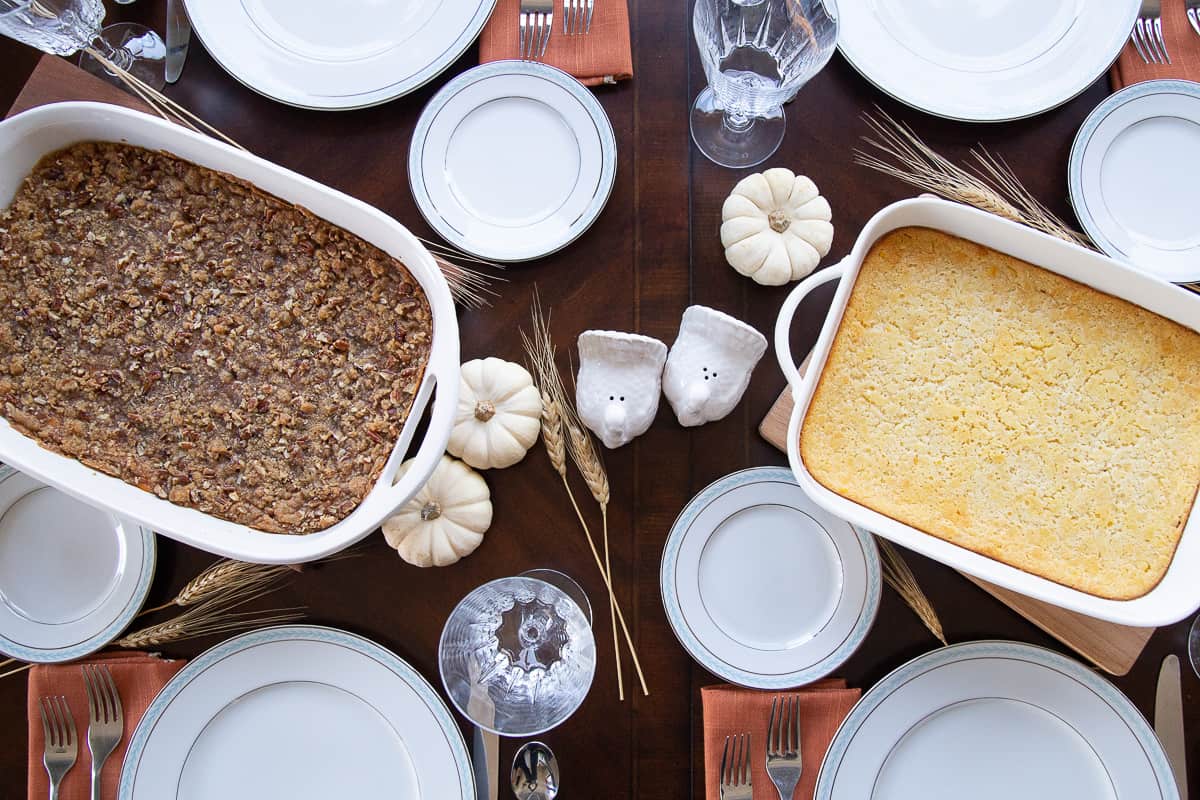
[702, 680, 860, 800]
[27, 651, 185, 800]
[1110, 0, 1200, 88]
[478, 0, 633, 86]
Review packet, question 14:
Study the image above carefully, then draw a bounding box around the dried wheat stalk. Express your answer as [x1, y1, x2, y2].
[876, 537, 947, 646]
[136, 560, 293, 617]
[855, 110, 1090, 247]
[521, 298, 647, 698]
[115, 579, 304, 649]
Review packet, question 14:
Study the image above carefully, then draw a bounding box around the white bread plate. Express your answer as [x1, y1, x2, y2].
[0, 102, 459, 564]
[774, 197, 1200, 627]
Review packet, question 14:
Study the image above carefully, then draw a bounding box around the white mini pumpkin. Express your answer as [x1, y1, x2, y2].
[447, 357, 542, 470]
[720, 168, 834, 286]
[382, 456, 492, 567]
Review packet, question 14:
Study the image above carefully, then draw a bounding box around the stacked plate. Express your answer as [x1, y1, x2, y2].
[661, 468, 880, 689]
[409, 61, 617, 262]
[0, 465, 155, 663]
[120, 626, 474, 800]
[817, 642, 1178, 799]
[182, 0, 497, 109]
[1070, 80, 1200, 284]
[837, 0, 1140, 121]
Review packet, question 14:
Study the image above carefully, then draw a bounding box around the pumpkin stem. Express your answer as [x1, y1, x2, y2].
[768, 210, 791, 233]
[474, 400, 496, 422]
[420, 501, 442, 521]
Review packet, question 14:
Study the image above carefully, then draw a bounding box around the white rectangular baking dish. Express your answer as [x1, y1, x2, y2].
[0, 102, 459, 564]
[774, 197, 1200, 626]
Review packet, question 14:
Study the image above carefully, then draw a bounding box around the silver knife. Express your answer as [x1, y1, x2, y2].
[165, 0, 191, 84]
[1155, 654, 1188, 800]
[472, 726, 499, 800]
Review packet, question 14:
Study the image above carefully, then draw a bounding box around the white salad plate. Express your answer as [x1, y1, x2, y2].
[661, 467, 880, 689]
[409, 61, 617, 262]
[837, 0, 1139, 122]
[1069, 80, 1200, 284]
[816, 641, 1178, 799]
[120, 625, 473, 800]
[0, 464, 155, 663]
[183, 0, 496, 109]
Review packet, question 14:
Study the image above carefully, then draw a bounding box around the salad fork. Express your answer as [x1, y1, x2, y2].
[82, 665, 124, 800]
[38, 696, 77, 800]
[519, 0, 554, 60]
[1131, 0, 1170, 65]
[719, 733, 752, 800]
[563, 0, 594, 35]
[766, 695, 802, 800]
[1187, 0, 1200, 38]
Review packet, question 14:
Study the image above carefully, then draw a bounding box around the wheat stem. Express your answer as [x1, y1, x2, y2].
[601, 506, 623, 700]
[877, 538, 947, 645]
[856, 109, 1088, 248]
[0, 663, 31, 679]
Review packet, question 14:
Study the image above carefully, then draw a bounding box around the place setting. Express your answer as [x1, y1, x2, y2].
[0, 0, 1198, 797]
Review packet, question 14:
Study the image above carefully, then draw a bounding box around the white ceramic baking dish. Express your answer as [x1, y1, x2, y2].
[0, 102, 459, 564]
[774, 197, 1200, 627]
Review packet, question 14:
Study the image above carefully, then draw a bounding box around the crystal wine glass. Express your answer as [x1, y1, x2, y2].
[0, 0, 165, 91]
[439, 575, 596, 737]
[691, 0, 838, 168]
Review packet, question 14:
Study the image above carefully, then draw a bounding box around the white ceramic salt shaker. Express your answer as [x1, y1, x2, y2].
[576, 331, 668, 449]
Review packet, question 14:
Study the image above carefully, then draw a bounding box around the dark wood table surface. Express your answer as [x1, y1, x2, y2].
[1, 2, 1197, 797]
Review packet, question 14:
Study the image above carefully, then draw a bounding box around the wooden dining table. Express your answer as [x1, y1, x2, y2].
[0, 2, 1197, 797]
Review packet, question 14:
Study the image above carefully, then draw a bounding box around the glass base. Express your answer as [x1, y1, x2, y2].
[79, 23, 166, 93]
[689, 87, 785, 169]
[1190, 613, 1200, 678]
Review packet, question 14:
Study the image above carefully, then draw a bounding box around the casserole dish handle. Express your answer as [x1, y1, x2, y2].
[375, 352, 459, 517]
[774, 259, 848, 393]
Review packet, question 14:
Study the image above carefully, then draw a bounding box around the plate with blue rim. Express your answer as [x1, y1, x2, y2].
[1069, 79, 1200, 284]
[120, 625, 473, 800]
[409, 60, 617, 262]
[183, 0, 497, 110]
[0, 464, 155, 663]
[816, 640, 1178, 800]
[660, 467, 880, 689]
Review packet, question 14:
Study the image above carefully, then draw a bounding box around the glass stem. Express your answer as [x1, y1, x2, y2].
[722, 111, 755, 134]
[90, 35, 134, 74]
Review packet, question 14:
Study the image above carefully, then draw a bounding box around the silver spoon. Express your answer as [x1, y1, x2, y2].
[511, 741, 559, 800]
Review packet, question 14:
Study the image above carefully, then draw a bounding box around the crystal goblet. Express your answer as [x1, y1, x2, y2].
[691, 0, 838, 168]
[0, 0, 165, 90]
[439, 575, 596, 737]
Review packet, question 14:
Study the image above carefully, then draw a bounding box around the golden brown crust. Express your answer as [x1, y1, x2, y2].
[801, 227, 1200, 599]
[0, 142, 432, 533]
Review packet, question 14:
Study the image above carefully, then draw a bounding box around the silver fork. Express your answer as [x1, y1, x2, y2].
[1131, 0, 1171, 65]
[82, 665, 124, 800]
[38, 696, 77, 800]
[519, 0, 554, 60]
[766, 695, 802, 800]
[719, 732, 752, 800]
[563, 0, 594, 35]
[1187, 0, 1200, 38]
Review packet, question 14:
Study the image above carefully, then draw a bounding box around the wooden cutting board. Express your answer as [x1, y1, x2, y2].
[759, 382, 1155, 676]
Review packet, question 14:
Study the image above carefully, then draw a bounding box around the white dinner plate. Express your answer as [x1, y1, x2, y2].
[182, 0, 496, 110]
[0, 465, 154, 663]
[409, 61, 617, 262]
[660, 467, 880, 689]
[120, 625, 473, 800]
[1069, 80, 1200, 284]
[837, 0, 1139, 122]
[816, 641, 1178, 800]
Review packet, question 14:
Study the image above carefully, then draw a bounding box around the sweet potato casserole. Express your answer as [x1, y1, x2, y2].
[0, 142, 432, 533]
